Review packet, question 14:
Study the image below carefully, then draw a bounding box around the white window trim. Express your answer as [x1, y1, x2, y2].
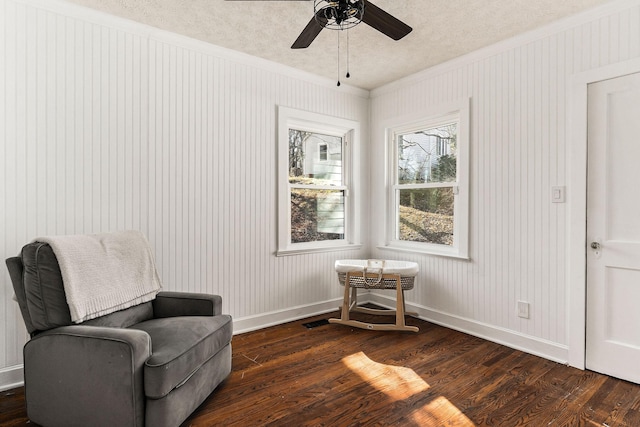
[380, 98, 471, 259]
[277, 106, 362, 256]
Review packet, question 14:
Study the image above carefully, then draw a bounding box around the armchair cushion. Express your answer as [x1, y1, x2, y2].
[132, 314, 233, 399]
[83, 302, 154, 329]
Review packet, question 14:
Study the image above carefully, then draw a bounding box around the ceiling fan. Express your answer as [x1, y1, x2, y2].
[226, 0, 413, 49]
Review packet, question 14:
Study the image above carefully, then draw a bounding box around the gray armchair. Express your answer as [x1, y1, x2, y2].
[5, 242, 232, 427]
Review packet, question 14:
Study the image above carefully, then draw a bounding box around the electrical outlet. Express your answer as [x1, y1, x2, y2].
[517, 301, 530, 319]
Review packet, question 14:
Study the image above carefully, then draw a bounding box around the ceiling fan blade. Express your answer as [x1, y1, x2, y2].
[291, 13, 328, 49]
[361, 0, 412, 41]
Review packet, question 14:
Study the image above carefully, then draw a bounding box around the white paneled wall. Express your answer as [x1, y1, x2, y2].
[369, 0, 640, 360]
[0, 0, 368, 386]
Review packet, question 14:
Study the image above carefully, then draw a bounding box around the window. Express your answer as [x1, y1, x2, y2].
[385, 99, 470, 258]
[289, 130, 344, 243]
[319, 143, 328, 161]
[278, 107, 361, 255]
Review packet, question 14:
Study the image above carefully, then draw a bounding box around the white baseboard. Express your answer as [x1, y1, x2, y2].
[234, 293, 569, 364]
[0, 365, 24, 392]
[232, 298, 344, 335]
[367, 293, 569, 364]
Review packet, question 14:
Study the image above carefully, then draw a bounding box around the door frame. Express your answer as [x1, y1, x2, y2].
[568, 58, 640, 369]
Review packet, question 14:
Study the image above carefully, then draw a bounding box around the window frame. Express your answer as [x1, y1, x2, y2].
[383, 98, 470, 259]
[277, 106, 362, 256]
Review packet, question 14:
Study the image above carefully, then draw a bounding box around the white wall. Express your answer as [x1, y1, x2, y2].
[0, 0, 369, 389]
[369, 0, 640, 362]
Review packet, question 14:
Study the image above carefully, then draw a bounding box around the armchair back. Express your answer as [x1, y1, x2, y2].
[7, 242, 154, 336]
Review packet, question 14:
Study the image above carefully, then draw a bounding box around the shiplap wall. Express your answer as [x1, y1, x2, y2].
[369, 0, 640, 361]
[0, 0, 369, 387]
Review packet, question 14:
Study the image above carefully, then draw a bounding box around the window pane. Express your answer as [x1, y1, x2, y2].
[397, 123, 457, 184]
[289, 129, 342, 186]
[291, 189, 344, 243]
[398, 188, 453, 245]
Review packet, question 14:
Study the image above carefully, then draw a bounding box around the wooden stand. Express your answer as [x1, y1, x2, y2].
[329, 271, 419, 332]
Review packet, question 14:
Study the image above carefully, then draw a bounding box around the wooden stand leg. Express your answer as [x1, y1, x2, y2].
[339, 272, 353, 321]
[329, 272, 419, 333]
[396, 275, 406, 328]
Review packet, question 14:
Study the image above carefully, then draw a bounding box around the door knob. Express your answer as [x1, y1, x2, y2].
[590, 242, 601, 250]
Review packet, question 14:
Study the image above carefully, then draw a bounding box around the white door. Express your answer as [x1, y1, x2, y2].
[586, 72, 640, 383]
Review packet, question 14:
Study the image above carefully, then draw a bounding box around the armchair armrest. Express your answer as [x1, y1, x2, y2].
[152, 291, 222, 318]
[24, 325, 151, 427]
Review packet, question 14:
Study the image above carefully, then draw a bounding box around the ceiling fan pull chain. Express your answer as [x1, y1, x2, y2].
[346, 29, 350, 79]
[337, 30, 341, 86]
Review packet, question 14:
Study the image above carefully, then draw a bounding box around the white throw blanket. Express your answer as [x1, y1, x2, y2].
[35, 230, 162, 323]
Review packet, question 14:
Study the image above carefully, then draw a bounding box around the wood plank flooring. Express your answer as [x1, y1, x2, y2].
[2, 309, 640, 426]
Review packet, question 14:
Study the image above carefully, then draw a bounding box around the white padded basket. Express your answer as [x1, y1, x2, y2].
[335, 259, 419, 290]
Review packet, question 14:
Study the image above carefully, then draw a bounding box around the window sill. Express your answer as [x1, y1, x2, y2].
[277, 243, 363, 257]
[377, 244, 470, 260]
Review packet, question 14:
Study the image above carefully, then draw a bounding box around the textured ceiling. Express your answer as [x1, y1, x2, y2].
[64, 0, 616, 90]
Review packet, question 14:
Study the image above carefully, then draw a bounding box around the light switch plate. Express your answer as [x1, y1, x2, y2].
[517, 301, 530, 319]
[551, 186, 566, 203]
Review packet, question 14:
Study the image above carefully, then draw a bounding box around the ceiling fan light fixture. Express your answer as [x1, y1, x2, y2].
[314, 0, 364, 30]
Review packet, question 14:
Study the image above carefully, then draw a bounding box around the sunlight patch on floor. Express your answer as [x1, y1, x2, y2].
[342, 352, 474, 426]
[342, 351, 430, 400]
[411, 396, 475, 426]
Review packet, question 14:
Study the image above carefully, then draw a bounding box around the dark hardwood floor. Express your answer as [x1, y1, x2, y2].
[2, 308, 640, 426]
